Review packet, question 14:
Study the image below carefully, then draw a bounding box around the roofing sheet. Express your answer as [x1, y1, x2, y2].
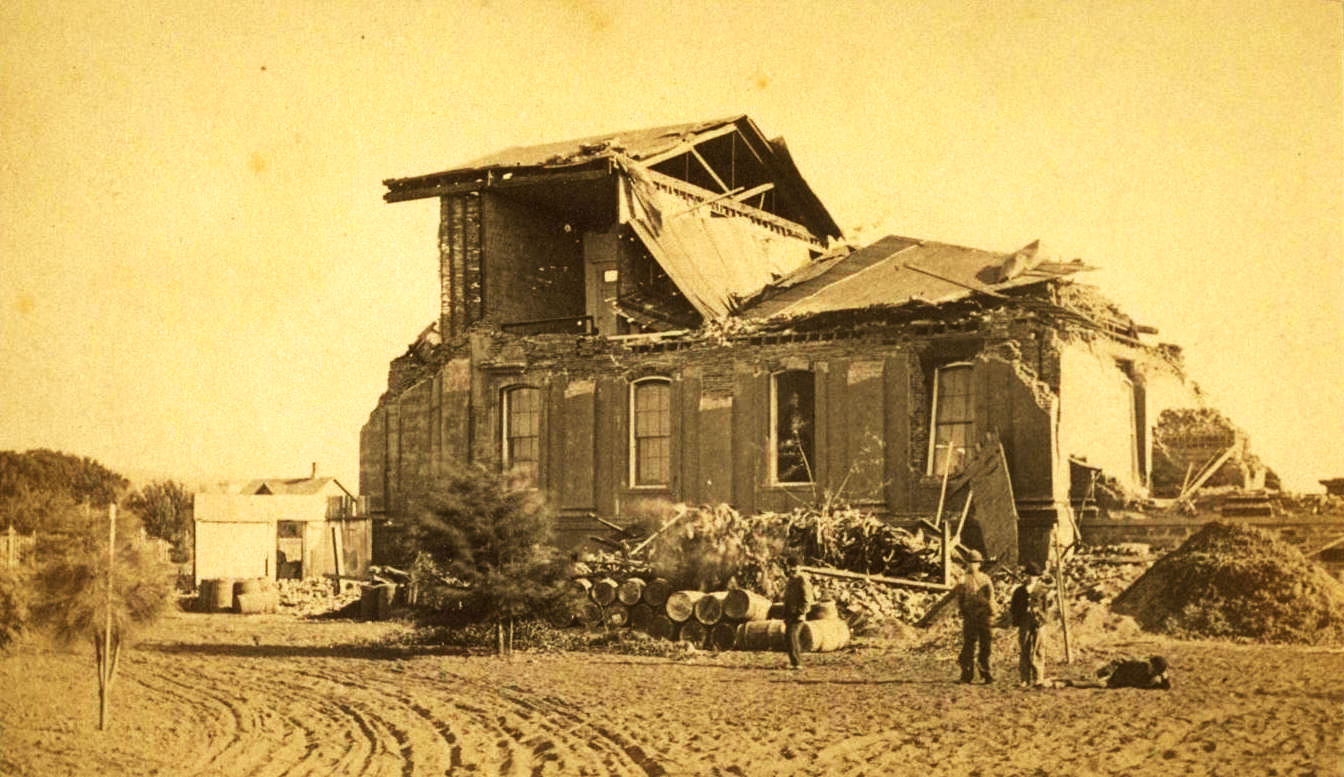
[746, 236, 1090, 319]
[448, 117, 742, 173]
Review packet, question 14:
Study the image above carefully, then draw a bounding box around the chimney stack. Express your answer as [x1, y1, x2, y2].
[311, 462, 319, 479]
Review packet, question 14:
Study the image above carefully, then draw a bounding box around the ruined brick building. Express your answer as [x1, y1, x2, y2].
[360, 116, 1204, 565]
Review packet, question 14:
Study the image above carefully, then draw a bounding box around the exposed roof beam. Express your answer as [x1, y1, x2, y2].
[635, 123, 740, 167]
[690, 146, 731, 192]
[735, 182, 773, 202]
[384, 167, 609, 203]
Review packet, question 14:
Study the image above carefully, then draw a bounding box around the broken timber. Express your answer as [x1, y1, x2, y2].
[798, 564, 951, 592]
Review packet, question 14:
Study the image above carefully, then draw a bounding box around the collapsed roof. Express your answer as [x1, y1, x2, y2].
[745, 235, 1094, 320]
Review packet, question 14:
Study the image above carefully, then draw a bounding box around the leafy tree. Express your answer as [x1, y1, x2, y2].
[407, 466, 564, 656]
[126, 480, 193, 563]
[29, 506, 174, 730]
[0, 449, 128, 533]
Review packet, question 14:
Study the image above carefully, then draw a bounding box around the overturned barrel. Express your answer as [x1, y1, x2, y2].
[723, 589, 772, 621]
[678, 619, 708, 647]
[591, 577, 619, 606]
[739, 619, 788, 652]
[642, 578, 672, 608]
[710, 621, 739, 651]
[628, 603, 653, 633]
[693, 592, 728, 625]
[665, 591, 706, 623]
[799, 618, 851, 653]
[617, 577, 646, 606]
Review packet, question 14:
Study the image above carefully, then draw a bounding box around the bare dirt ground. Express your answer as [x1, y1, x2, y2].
[2, 611, 1341, 777]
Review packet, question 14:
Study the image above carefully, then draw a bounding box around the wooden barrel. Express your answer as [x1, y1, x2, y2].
[235, 592, 269, 614]
[606, 603, 630, 627]
[808, 600, 839, 621]
[665, 591, 705, 623]
[740, 619, 788, 652]
[591, 577, 619, 606]
[234, 578, 263, 599]
[576, 601, 604, 627]
[642, 578, 672, 608]
[648, 615, 676, 641]
[359, 585, 378, 620]
[678, 619, 708, 647]
[710, 621, 738, 651]
[617, 577, 646, 606]
[723, 589, 772, 621]
[799, 618, 851, 653]
[568, 578, 593, 599]
[211, 578, 235, 611]
[628, 603, 654, 632]
[694, 591, 730, 625]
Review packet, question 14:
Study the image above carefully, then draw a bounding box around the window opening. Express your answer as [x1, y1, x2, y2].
[630, 379, 671, 486]
[772, 370, 815, 484]
[503, 386, 541, 485]
[928, 363, 973, 476]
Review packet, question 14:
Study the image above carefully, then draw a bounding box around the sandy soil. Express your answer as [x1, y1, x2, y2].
[2, 611, 1341, 777]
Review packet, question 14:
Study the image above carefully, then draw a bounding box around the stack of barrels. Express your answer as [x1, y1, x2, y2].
[197, 577, 280, 614]
[561, 575, 850, 654]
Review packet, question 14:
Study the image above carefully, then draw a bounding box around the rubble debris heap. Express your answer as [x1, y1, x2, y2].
[362, 115, 1234, 567]
[1112, 522, 1344, 645]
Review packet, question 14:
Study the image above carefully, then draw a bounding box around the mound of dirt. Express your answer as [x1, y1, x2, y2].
[1112, 522, 1344, 644]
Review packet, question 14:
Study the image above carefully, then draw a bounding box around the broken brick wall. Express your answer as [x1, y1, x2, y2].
[361, 318, 1073, 554]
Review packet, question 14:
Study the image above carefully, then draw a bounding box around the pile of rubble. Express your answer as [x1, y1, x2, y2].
[1112, 522, 1344, 645]
[275, 578, 362, 618]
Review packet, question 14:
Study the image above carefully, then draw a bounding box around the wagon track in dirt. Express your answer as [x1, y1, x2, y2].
[121, 648, 666, 777]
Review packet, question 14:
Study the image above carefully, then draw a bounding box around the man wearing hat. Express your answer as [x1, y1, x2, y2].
[1010, 562, 1050, 687]
[954, 549, 996, 683]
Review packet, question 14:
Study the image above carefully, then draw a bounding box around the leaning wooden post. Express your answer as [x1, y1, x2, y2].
[330, 523, 344, 594]
[934, 443, 954, 525]
[942, 519, 953, 586]
[101, 504, 116, 731]
[1053, 532, 1073, 665]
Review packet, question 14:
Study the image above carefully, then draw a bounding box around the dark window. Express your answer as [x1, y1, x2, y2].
[503, 386, 541, 484]
[929, 364, 973, 476]
[773, 370, 815, 484]
[631, 379, 671, 486]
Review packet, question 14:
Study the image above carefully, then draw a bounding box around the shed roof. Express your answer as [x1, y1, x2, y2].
[744, 235, 1092, 320]
[243, 477, 351, 497]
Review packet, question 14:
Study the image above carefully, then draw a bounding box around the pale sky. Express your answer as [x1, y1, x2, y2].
[2, 1, 1340, 492]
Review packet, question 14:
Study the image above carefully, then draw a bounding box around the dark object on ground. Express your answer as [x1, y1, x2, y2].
[1098, 655, 1171, 690]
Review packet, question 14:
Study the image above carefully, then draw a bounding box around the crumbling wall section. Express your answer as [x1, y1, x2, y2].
[480, 192, 585, 326]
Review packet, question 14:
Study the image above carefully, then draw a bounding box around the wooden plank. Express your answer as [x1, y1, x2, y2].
[883, 354, 912, 513]
[798, 565, 952, 592]
[594, 376, 620, 518]
[690, 146, 731, 192]
[560, 379, 596, 510]
[678, 373, 701, 503]
[732, 368, 764, 515]
[824, 360, 849, 495]
[700, 393, 733, 504]
[383, 168, 609, 202]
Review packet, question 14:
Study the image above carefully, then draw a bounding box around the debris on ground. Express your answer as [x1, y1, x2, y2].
[276, 578, 362, 618]
[1112, 522, 1344, 645]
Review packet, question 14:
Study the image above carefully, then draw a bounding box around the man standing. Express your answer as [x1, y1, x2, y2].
[955, 549, 995, 683]
[782, 555, 814, 670]
[1010, 562, 1049, 687]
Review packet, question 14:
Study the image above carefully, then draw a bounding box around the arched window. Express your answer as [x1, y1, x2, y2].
[927, 363, 973, 476]
[502, 385, 541, 484]
[771, 369, 815, 484]
[630, 378, 671, 487]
